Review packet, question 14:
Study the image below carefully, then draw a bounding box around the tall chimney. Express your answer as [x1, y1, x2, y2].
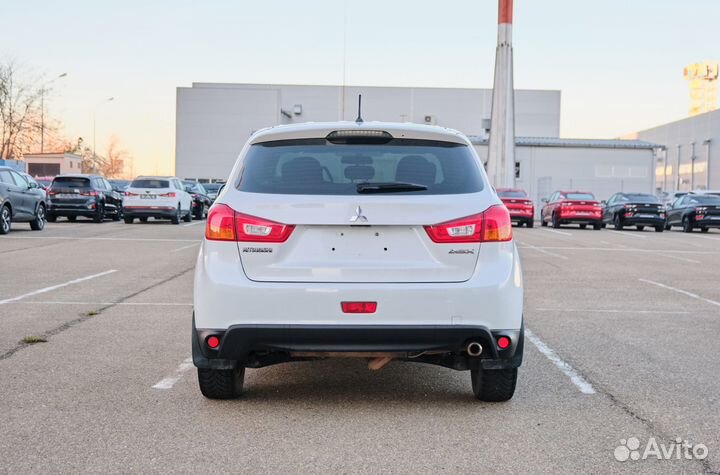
[486, 0, 516, 188]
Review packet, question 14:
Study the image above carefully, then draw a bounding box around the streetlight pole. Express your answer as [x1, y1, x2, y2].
[690, 142, 696, 190]
[704, 139, 712, 190]
[40, 73, 67, 153]
[92, 97, 114, 173]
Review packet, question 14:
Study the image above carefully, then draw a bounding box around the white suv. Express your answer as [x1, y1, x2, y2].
[193, 122, 524, 401]
[123, 176, 193, 224]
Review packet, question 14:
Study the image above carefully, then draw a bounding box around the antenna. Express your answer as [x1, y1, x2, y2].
[355, 94, 363, 124]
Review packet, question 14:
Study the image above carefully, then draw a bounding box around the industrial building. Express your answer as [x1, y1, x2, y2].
[626, 108, 720, 193]
[23, 152, 82, 177]
[175, 82, 660, 206]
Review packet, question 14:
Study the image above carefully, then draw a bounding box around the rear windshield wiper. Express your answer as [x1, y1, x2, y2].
[356, 182, 428, 194]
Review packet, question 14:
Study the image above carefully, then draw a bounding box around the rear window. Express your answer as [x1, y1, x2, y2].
[622, 194, 658, 203]
[237, 139, 484, 195]
[689, 195, 720, 205]
[131, 179, 170, 189]
[563, 192, 595, 200]
[497, 190, 527, 198]
[204, 183, 223, 192]
[51, 177, 91, 189]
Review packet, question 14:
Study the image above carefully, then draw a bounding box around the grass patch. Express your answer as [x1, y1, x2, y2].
[22, 335, 47, 344]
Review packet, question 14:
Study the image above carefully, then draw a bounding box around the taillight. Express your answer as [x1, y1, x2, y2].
[81, 190, 98, 197]
[124, 191, 138, 197]
[424, 205, 512, 243]
[205, 204, 295, 242]
[48, 190, 57, 196]
[341, 302, 377, 314]
[159, 192, 176, 198]
[561, 202, 573, 207]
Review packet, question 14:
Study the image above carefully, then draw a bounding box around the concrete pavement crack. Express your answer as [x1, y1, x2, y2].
[0, 266, 195, 362]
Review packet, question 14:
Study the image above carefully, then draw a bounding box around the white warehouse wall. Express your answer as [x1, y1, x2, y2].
[176, 83, 561, 180]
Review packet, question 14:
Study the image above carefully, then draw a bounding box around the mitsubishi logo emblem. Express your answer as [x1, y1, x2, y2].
[349, 206, 368, 223]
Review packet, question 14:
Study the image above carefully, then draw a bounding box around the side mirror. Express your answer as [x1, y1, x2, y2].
[541, 198, 548, 203]
[600, 200, 607, 206]
[28, 182, 38, 189]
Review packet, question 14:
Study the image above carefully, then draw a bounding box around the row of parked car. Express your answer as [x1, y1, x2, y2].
[497, 188, 720, 233]
[0, 165, 225, 234]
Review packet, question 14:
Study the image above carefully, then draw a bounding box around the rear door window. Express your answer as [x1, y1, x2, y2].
[237, 139, 484, 195]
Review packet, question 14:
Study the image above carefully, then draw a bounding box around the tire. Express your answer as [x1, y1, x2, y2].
[197, 367, 245, 399]
[124, 216, 134, 224]
[93, 204, 105, 223]
[601, 222, 606, 228]
[183, 207, 192, 223]
[0, 205, 11, 235]
[67, 216, 77, 222]
[701, 227, 709, 233]
[613, 214, 624, 231]
[171, 207, 181, 225]
[593, 221, 602, 230]
[30, 204, 46, 231]
[46, 214, 57, 223]
[682, 216, 693, 233]
[579, 224, 587, 229]
[541, 216, 547, 227]
[636, 225, 645, 231]
[664, 223, 671, 231]
[193, 204, 204, 220]
[471, 366, 517, 402]
[526, 220, 534, 228]
[551, 213, 561, 229]
[139, 217, 148, 223]
[112, 207, 122, 221]
[655, 225, 664, 233]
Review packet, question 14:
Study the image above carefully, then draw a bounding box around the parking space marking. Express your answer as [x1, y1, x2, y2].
[1, 236, 200, 243]
[521, 246, 719, 256]
[10, 301, 192, 306]
[518, 244, 568, 260]
[525, 328, 596, 394]
[535, 307, 690, 315]
[152, 358, 194, 389]
[639, 279, 720, 308]
[610, 230, 647, 239]
[183, 221, 205, 227]
[540, 228, 573, 237]
[170, 243, 200, 252]
[0, 270, 118, 305]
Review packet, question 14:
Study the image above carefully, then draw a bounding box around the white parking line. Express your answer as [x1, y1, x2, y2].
[525, 328, 596, 394]
[519, 244, 568, 260]
[0, 270, 118, 305]
[152, 358, 194, 389]
[519, 246, 719, 255]
[183, 221, 205, 227]
[639, 279, 720, 308]
[540, 228, 573, 237]
[170, 243, 200, 253]
[535, 307, 690, 315]
[10, 301, 192, 306]
[610, 230, 647, 239]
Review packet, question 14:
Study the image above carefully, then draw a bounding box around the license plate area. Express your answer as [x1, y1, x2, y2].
[140, 195, 157, 199]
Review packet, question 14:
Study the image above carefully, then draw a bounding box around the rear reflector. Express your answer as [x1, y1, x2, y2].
[341, 302, 377, 314]
[424, 205, 512, 243]
[206, 336, 220, 349]
[206, 204, 295, 242]
[497, 336, 511, 349]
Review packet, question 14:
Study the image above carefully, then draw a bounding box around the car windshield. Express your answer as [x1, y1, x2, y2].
[51, 177, 91, 189]
[497, 190, 527, 198]
[131, 179, 170, 188]
[237, 139, 484, 195]
[563, 192, 595, 200]
[689, 195, 720, 205]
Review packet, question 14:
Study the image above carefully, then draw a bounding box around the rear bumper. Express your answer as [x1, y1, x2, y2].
[558, 214, 602, 224]
[48, 201, 97, 216]
[192, 319, 524, 370]
[694, 218, 720, 228]
[622, 216, 665, 225]
[123, 206, 176, 218]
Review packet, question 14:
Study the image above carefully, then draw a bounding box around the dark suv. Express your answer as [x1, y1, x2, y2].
[47, 174, 123, 223]
[0, 166, 47, 234]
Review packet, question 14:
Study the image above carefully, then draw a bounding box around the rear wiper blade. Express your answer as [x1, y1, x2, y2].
[356, 182, 428, 194]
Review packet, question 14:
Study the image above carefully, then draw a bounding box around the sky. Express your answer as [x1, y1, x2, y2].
[2, 0, 719, 176]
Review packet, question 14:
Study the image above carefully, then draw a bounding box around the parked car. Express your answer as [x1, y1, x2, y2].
[108, 179, 130, 192]
[540, 190, 602, 229]
[203, 182, 224, 202]
[123, 176, 193, 224]
[665, 194, 720, 232]
[601, 192, 665, 232]
[659, 191, 688, 211]
[33, 176, 54, 191]
[0, 166, 47, 234]
[183, 181, 212, 220]
[46, 174, 123, 223]
[496, 188, 534, 227]
[692, 189, 720, 197]
[193, 122, 524, 402]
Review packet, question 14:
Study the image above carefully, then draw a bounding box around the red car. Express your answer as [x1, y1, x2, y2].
[497, 188, 534, 227]
[540, 190, 603, 230]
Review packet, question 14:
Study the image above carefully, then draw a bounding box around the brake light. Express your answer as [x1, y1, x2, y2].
[424, 205, 512, 243]
[159, 192, 176, 198]
[48, 190, 57, 196]
[124, 191, 139, 197]
[80, 190, 98, 197]
[561, 202, 573, 207]
[341, 302, 377, 314]
[205, 204, 295, 242]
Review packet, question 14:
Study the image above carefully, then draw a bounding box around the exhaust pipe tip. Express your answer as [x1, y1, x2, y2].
[466, 341, 483, 357]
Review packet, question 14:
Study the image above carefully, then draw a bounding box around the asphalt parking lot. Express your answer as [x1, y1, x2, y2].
[1, 220, 719, 474]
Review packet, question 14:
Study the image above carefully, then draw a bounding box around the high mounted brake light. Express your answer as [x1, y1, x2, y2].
[326, 130, 393, 144]
[206, 204, 295, 243]
[424, 205, 512, 243]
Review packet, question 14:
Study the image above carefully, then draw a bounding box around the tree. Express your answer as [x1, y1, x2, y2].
[101, 135, 131, 178]
[0, 60, 43, 160]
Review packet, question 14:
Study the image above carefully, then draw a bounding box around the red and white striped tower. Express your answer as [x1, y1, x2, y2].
[486, 0, 516, 187]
